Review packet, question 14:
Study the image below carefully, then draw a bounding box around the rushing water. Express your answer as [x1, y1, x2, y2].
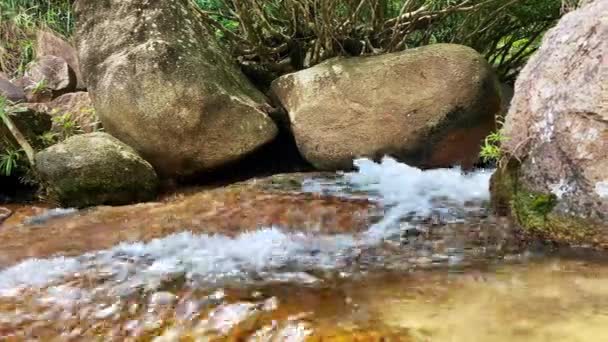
[1, 157, 607, 340]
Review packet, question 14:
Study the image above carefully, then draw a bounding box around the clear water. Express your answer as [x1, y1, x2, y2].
[0, 157, 606, 340]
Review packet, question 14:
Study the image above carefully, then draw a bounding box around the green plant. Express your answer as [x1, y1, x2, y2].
[0, 0, 74, 76]
[52, 111, 82, 140]
[192, 0, 579, 83]
[0, 95, 36, 170]
[39, 130, 58, 145]
[0, 147, 22, 176]
[479, 131, 505, 164]
[29, 78, 48, 94]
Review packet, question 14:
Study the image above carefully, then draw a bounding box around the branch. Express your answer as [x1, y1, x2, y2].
[0, 99, 36, 169]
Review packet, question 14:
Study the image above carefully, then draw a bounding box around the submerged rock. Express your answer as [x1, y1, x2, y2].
[492, 0, 607, 247]
[0, 182, 377, 267]
[74, 0, 278, 178]
[271, 43, 502, 170]
[35, 132, 159, 208]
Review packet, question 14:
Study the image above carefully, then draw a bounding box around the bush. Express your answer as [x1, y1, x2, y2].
[0, 0, 580, 81]
[193, 0, 580, 83]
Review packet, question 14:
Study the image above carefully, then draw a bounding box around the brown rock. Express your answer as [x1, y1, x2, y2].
[0, 74, 25, 103]
[271, 44, 501, 170]
[494, 0, 608, 247]
[74, 0, 278, 178]
[23, 55, 77, 102]
[36, 30, 85, 89]
[0, 178, 377, 267]
[35, 132, 159, 208]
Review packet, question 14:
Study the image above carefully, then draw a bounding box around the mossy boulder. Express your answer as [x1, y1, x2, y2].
[492, 161, 605, 247]
[490, 1, 607, 248]
[35, 132, 159, 208]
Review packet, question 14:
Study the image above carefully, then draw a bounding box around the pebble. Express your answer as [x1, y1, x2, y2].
[149, 291, 177, 307]
[94, 303, 120, 319]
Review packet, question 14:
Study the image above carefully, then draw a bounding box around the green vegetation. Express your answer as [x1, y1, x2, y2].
[0, 146, 21, 176]
[0, 95, 36, 176]
[1, 94, 90, 184]
[1, 0, 580, 83]
[193, 0, 580, 83]
[0, 0, 73, 75]
[51, 111, 82, 141]
[479, 131, 505, 164]
[513, 190, 557, 229]
[29, 78, 48, 94]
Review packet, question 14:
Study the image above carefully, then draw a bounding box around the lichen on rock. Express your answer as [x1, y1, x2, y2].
[35, 132, 159, 208]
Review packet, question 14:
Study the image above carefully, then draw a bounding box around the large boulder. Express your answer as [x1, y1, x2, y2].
[0, 74, 26, 103]
[36, 30, 85, 90]
[271, 44, 502, 170]
[74, 0, 278, 178]
[35, 132, 159, 208]
[491, 0, 607, 247]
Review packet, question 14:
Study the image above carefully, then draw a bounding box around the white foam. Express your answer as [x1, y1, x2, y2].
[311, 157, 493, 241]
[0, 158, 493, 294]
[0, 257, 82, 296]
[346, 157, 492, 209]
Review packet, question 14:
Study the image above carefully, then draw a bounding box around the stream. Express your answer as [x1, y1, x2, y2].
[1, 157, 607, 341]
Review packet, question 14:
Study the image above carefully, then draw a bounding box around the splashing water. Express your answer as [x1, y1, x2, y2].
[0, 158, 494, 296]
[345, 157, 492, 241]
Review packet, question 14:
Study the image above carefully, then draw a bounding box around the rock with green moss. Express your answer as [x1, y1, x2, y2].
[74, 0, 277, 178]
[492, 161, 605, 247]
[491, 0, 607, 247]
[35, 132, 159, 208]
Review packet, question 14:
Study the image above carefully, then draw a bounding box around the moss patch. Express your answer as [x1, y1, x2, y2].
[512, 190, 557, 230]
[491, 157, 604, 247]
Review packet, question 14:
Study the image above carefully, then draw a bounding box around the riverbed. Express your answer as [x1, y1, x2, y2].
[1, 157, 606, 340]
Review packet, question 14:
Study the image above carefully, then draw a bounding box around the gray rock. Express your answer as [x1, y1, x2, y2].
[492, 0, 607, 247]
[0, 207, 12, 224]
[36, 30, 85, 90]
[0, 74, 26, 103]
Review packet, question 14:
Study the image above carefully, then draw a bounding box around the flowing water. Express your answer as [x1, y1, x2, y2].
[1, 157, 607, 341]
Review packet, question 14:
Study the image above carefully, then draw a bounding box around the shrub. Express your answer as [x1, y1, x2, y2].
[193, 0, 580, 83]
